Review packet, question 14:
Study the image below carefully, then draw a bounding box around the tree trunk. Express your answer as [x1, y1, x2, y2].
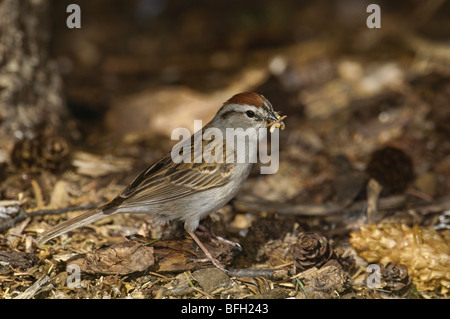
[0, 0, 68, 167]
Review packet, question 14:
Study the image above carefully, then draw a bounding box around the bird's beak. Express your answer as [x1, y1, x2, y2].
[265, 111, 287, 133]
[265, 111, 279, 124]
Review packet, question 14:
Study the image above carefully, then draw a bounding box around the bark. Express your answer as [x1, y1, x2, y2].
[0, 0, 68, 166]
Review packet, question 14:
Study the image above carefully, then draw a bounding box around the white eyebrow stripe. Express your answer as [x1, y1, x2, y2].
[263, 100, 274, 113]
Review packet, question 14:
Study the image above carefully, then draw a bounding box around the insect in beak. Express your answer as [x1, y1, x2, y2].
[268, 112, 287, 133]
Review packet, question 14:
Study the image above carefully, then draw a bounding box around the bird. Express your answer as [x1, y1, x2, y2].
[37, 92, 286, 271]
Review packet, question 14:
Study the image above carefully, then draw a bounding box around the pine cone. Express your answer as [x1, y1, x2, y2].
[40, 135, 70, 170]
[12, 132, 70, 171]
[381, 262, 411, 294]
[291, 232, 335, 272]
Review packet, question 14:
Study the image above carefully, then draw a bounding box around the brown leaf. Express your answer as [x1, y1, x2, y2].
[67, 236, 235, 275]
[150, 236, 235, 272]
[68, 241, 155, 275]
[0, 251, 39, 270]
[295, 261, 347, 297]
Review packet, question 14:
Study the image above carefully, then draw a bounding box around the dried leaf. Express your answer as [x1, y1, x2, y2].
[0, 251, 39, 270]
[68, 241, 155, 275]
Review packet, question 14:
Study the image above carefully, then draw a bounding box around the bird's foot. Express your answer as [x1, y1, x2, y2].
[195, 225, 242, 251]
[188, 231, 228, 273]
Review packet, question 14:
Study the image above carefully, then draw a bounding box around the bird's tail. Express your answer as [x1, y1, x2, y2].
[37, 208, 110, 245]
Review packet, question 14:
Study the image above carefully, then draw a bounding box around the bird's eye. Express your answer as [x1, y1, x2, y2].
[246, 110, 255, 118]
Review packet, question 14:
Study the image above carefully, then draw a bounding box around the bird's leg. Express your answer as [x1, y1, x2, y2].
[196, 225, 242, 250]
[188, 231, 227, 273]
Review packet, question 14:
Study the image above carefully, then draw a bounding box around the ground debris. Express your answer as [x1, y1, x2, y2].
[193, 268, 230, 293]
[350, 223, 450, 295]
[293, 261, 348, 299]
[13, 274, 51, 299]
[68, 240, 155, 275]
[291, 232, 336, 272]
[0, 250, 39, 269]
[64, 235, 237, 275]
[1, 0, 450, 300]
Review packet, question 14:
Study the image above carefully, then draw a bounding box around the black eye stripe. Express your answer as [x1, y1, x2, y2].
[220, 110, 234, 119]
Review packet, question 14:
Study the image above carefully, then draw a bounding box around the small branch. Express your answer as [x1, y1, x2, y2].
[234, 194, 408, 217]
[0, 208, 27, 233]
[13, 274, 51, 299]
[0, 204, 96, 233]
[366, 178, 383, 223]
[228, 268, 292, 279]
[26, 204, 97, 217]
[235, 193, 450, 218]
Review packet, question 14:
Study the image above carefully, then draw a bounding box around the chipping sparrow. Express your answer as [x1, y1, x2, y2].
[37, 92, 286, 271]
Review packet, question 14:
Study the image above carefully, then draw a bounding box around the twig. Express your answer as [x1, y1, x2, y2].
[235, 193, 450, 223]
[234, 196, 342, 216]
[228, 268, 293, 279]
[414, 195, 450, 213]
[13, 274, 51, 299]
[228, 268, 275, 278]
[0, 204, 96, 233]
[0, 208, 27, 233]
[366, 178, 383, 223]
[30, 179, 44, 208]
[26, 204, 97, 217]
[234, 194, 408, 217]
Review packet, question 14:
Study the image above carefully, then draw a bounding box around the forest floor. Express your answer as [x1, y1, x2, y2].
[1, 0, 449, 299]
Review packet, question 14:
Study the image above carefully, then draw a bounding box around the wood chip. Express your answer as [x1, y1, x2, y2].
[14, 274, 50, 299]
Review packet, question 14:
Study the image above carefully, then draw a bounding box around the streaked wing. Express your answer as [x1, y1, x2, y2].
[113, 152, 233, 209]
